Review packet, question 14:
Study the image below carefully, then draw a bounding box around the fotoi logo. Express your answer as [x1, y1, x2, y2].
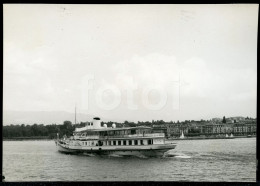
[79, 54, 187, 112]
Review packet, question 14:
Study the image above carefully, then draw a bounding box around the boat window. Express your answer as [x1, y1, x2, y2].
[140, 140, 144, 145]
[148, 139, 152, 145]
[109, 141, 111, 146]
[113, 141, 116, 145]
[123, 140, 126, 145]
[118, 141, 121, 145]
[131, 130, 136, 135]
[134, 140, 138, 145]
[129, 140, 132, 145]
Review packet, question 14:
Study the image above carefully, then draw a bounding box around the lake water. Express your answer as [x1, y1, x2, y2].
[3, 138, 256, 182]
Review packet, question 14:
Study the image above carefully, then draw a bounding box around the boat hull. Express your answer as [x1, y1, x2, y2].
[56, 141, 176, 157]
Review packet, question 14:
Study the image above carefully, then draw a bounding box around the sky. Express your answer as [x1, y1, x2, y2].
[3, 4, 258, 123]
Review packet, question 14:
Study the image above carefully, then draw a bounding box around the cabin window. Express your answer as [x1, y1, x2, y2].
[109, 141, 111, 146]
[148, 139, 152, 145]
[113, 141, 116, 145]
[123, 140, 126, 145]
[131, 130, 136, 135]
[118, 141, 121, 145]
[129, 140, 132, 145]
[140, 140, 144, 145]
[134, 140, 138, 145]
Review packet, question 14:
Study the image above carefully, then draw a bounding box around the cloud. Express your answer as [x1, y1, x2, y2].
[3, 4, 257, 122]
[113, 53, 180, 88]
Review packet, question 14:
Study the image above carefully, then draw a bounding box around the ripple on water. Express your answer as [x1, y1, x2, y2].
[3, 139, 256, 182]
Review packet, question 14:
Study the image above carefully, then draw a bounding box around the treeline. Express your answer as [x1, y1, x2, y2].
[3, 121, 77, 139]
[2, 120, 135, 139]
[3, 117, 256, 139]
[2, 120, 168, 139]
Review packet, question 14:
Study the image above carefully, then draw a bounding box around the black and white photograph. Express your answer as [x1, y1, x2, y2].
[2, 4, 258, 182]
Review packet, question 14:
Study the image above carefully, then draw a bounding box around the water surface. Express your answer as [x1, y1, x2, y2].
[3, 138, 256, 181]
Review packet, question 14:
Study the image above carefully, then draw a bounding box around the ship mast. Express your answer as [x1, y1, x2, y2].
[75, 104, 77, 125]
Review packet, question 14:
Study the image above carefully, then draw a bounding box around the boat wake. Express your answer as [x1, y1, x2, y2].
[134, 154, 148, 159]
[108, 154, 124, 158]
[82, 152, 96, 157]
[164, 152, 191, 159]
[108, 154, 149, 158]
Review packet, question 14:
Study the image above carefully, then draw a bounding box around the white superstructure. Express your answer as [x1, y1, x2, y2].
[56, 117, 177, 157]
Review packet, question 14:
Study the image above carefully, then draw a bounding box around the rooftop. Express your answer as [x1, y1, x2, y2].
[74, 126, 152, 133]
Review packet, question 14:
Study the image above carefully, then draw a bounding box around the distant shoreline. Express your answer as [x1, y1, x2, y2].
[3, 136, 54, 141]
[3, 135, 255, 141]
[167, 135, 256, 141]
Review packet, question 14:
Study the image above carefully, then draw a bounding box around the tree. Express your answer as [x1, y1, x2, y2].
[222, 116, 226, 123]
[61, 121, 73, 136]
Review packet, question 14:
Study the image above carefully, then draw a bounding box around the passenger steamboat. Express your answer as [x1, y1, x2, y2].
[56, 117, 177, 157]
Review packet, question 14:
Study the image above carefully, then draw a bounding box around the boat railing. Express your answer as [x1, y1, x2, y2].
[73, 133, 165, 140]
[99, 133, 165, 139]
[74, 135, 100, 140]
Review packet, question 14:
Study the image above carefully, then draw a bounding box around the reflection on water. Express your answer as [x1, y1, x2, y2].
[3, 138, 256, 181]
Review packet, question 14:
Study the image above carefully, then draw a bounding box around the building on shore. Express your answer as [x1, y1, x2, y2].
[152, 125, 168, 138]
[164, 117, 256, 138]
[166, 123, 189, 138]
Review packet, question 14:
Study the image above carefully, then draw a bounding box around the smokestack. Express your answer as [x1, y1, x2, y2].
[93, 117, 101, 129]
